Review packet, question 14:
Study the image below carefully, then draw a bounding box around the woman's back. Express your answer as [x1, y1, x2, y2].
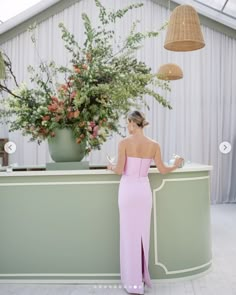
[121, 135, 155, 177]
[124, 134, 156, 159]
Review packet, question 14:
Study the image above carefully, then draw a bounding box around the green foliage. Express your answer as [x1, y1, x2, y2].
[0, 0, 171, 154]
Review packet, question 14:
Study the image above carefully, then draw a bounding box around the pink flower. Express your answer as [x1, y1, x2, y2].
[67, 112, 74, 119]
[42, 115, 50, 121]
[61, 84, 68, 90]
[90, 121, 96, 128]
[67, 81, 74, 87]
[48, 104, 58, 112]
[93, 125, 99, 137]
[73, 110, 80, 118]
[51, 96, 59, 103]
[70, 91, 77, 99]
[55, 115, 62, 122]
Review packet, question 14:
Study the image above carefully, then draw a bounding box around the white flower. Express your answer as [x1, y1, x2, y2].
[13, 82, 28, 96]
[98, 127, 106, 136]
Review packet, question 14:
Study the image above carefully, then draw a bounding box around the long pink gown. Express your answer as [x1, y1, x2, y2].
[118, 156, 153, 294]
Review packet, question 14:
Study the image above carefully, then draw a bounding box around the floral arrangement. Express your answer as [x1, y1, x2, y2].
[0, 0, 171, 155]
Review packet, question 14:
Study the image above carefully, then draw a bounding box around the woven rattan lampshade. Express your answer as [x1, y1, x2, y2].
[157, 63, 183, 80]
[164, 4, 205, 52]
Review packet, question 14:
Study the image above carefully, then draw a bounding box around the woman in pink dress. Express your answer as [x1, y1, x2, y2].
[107, 110, 183, 295]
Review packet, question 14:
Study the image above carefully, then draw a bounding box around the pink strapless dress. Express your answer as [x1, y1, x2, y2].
[118, 156, 153, 294]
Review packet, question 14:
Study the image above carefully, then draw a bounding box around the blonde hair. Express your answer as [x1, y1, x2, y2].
[127, 110, 149, 128]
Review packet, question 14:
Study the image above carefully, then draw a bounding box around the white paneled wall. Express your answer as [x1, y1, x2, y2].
[0, 0, 236, 203]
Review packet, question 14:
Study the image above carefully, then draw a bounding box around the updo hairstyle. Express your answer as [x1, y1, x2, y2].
[127, 110, 149, 128]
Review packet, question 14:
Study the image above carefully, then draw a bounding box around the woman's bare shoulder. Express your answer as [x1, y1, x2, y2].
[145, 136, 160, 147]
[121, 135, 133, 143]
[119, 136, 130, 146]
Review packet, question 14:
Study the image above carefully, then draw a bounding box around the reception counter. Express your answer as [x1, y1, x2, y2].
[0, 163, 212, 283]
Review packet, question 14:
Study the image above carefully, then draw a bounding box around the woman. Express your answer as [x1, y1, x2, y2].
[107, 110, 184, 295]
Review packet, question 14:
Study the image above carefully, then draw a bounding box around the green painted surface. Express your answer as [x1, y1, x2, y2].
[149, 173, 212, 279]
[0, 170, 212, 281]
[48, 128, 86, 162]
[46, 161, 89, 170]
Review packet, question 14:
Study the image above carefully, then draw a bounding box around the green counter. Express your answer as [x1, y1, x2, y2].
[0, 164, 212, 283]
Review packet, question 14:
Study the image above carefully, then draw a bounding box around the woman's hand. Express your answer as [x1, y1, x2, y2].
[174, 157, 184, 168]
[107, 164, 114, 171]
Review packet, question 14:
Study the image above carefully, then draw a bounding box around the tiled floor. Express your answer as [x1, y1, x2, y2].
[0, 204, 236, 295]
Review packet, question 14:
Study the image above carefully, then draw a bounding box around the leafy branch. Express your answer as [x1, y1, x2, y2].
[0, 0, 172, 152]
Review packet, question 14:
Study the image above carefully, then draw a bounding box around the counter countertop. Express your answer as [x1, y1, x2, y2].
[0, 163, 213, 177]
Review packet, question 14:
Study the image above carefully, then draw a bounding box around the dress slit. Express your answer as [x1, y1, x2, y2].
[141, 236, 152, 288]
[141, 237, 145, 276]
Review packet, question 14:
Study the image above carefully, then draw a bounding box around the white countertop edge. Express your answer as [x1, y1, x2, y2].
[0, 164, 213, 177]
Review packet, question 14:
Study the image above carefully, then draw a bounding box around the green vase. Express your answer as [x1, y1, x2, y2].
[48, 128, 86, 162]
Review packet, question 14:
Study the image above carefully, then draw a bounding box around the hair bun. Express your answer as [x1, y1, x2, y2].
[127, 110, 149, 128]
[142, 119, 149, 127]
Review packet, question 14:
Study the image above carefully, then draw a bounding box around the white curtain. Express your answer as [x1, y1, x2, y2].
[0, 0, 235, 203]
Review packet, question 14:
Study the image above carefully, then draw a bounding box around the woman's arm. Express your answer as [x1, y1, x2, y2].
[154, 143, 183, 175]
[107, 140, 126, 175]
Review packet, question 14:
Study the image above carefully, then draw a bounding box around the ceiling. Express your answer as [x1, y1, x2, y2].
[194, 0, 236, 19]
[172, 0, 236, 30]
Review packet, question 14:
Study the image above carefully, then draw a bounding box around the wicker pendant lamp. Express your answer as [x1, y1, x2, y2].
[164, 4, 205, 52]
[157, 63, 183, 80]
